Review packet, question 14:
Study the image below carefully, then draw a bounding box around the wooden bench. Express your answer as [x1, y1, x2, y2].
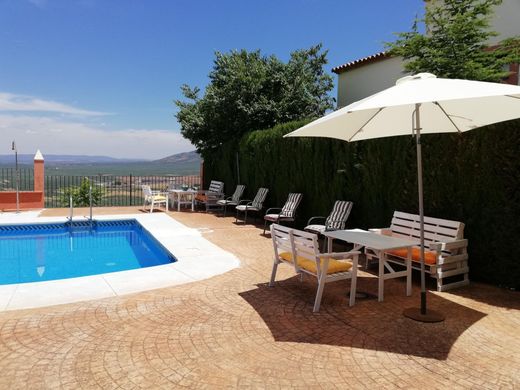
[195, 180, 225, 212]
[365, 211, 469, 291]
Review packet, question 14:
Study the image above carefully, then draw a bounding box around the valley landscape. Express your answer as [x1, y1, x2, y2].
[0, 151, 201, 176]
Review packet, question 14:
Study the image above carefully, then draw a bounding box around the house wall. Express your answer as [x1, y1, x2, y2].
[425, 0, 520, 43]
[336, 56, 406, 108]
[336, 0, 520, 106]
[489, 0, 520, 44]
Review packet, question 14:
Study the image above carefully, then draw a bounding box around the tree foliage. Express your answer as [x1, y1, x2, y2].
[61, 178, 102, 207]
[175, 44, 334, 156]
[386, 0, 520, 81]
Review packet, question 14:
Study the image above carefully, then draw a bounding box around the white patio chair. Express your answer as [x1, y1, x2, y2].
[269, 224, 359, 312]
[263, 192, 303, 234]
[142, 185, 168, 213]
[305, 200, 353, 235]
[235, 187, 269, 224]
[217, 184, 246, 216]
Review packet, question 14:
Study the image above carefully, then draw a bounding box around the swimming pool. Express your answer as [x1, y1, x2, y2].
[0, 219, 176, 285]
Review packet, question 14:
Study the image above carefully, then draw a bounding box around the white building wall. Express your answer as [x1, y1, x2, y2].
[336, 0, 520, 106]
[489, 0, 520, 44]
[337, 56, 407, 108]
[426, 0, 520, 44]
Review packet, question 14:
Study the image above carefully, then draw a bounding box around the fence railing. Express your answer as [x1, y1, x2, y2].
[44, 175, 200, 208]
[0, 168, 34, 192]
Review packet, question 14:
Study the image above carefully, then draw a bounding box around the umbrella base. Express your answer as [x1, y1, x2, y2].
[403, 307, 445, 323]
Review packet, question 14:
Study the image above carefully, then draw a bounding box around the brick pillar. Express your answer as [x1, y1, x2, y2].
[34, 149, 44, 207]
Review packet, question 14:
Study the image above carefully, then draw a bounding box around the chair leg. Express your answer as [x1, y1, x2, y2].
[269, 261, 279, 287]
[263, 219, 268, 234]
[313, 277, 326, 313]
[244, 209, 248, 224]
[223, 204, 227, 217]
[349, 270, 358, 307]
[150, 199, 154, 213]
[143, 199, 146, 212]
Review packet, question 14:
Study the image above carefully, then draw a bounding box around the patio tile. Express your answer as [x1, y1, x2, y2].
[0, 207, 518, 388]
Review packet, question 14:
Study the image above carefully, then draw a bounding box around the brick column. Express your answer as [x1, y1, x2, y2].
[34, 150, 44, 207]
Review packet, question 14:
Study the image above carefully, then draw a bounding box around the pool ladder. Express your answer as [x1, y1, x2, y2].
[67, 185, 94, 228]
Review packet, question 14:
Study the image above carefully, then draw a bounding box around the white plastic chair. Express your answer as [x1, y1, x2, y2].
[142, 185, 168, 213]
[269, 224, 359, 312]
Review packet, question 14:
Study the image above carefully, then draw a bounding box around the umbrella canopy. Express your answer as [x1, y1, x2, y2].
[285, 73, 520, 321]
[287, 73, 520, 142]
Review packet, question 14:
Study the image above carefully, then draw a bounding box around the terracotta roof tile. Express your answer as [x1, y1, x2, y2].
[332, 51, 390, 74]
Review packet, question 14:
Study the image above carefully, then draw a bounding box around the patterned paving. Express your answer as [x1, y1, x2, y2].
[1, 208, 519, 389]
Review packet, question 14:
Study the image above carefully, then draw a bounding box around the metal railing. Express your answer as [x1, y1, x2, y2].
[0, 168, 34, 192]
[44, 174, 201, 208]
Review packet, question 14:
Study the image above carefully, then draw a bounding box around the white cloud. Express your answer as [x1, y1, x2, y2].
[0, 114, 193, 159]
[0, 92, 109, 116]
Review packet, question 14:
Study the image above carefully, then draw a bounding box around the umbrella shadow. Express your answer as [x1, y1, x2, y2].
[443, 281, 520, 310]
[239, 275, 486, 359]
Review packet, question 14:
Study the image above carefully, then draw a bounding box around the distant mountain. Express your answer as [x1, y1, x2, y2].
[153, 150, 200, 164]
[0, 154, 146, 165]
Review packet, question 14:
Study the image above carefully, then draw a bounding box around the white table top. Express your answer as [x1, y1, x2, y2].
[323, 228, 419, 250]
[168, 189, 197, 194]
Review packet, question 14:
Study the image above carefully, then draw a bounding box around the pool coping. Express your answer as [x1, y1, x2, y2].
[0, 211, 240, 311]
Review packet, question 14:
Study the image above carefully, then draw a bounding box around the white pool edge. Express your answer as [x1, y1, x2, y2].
[0, 211, 240, 311]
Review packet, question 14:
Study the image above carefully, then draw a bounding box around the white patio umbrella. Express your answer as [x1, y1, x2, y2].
[285, 73, 520, 322]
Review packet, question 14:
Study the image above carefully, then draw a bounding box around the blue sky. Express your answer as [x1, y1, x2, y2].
[0, 0, 424, 159]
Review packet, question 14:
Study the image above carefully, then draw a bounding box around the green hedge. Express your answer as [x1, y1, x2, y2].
[204, 118, 520, 289]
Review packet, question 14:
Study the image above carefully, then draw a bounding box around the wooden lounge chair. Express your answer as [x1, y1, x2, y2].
[141, 185, 168, 213]
[235, 187, 269, 224]
[269, 224, 359, 312]
[216, 184, 245, 216]
[305, 200, 353, 235]
[263, 193, 303, 234]
[195, 180, 224, 212]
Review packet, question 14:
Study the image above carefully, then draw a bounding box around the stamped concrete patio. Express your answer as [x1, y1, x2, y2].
[0, 208, 518, 388]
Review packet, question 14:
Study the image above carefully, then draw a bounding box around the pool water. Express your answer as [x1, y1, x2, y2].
[0, 219, 175, 285]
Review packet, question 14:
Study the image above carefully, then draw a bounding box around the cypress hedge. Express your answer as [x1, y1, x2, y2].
[204, 118, 520, 289]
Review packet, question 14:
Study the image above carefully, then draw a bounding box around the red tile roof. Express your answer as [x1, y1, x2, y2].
[332, 51, 391, 74]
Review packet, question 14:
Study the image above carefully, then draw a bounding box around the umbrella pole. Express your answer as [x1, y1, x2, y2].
[403, 103, 445, 323]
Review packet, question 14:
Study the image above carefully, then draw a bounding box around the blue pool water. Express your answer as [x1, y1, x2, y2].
[0, 219, 175, 285]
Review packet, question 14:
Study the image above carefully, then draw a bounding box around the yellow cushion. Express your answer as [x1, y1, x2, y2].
[151, 195, 167, 201]
[386, 248, 437, 265]
[278, 252, 353, 274]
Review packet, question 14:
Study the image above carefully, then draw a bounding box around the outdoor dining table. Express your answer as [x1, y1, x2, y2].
[168, 189, 196, 212]
[323, 229, 419, 302]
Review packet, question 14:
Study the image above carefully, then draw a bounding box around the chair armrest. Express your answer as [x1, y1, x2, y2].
[238, 199, 252, 205]
[369, 228, 393, 236]
[429, 239, 468, 252]
[307, 216, 326, 225]
[265, 207, 282, 215]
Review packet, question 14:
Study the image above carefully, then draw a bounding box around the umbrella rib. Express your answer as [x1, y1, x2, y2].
[347, 108, 384, 142]
[434, 101, 462, 133]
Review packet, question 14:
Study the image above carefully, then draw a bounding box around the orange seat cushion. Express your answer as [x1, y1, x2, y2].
[195, 194, 207, 202]
[386, 248, 437, 265]
[279, 252, 353, 274]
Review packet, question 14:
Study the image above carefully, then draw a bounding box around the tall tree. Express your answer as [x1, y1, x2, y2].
[386, 0, 519, 81]
[175, 44, 334, 156]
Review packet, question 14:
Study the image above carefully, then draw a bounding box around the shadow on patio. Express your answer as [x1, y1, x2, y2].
[239, 274, 486, 360]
